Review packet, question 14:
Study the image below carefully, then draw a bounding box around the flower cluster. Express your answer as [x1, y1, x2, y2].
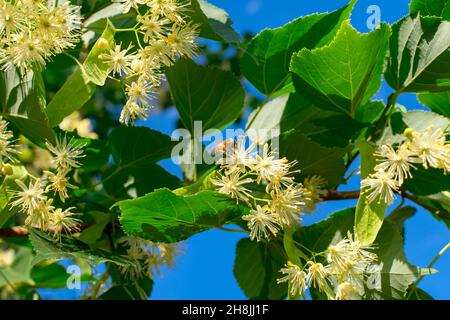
[0, 0, 82, 73]
[0, 119, 19, 171]
[119, 236, 182, 280]
[11, 136, 85, 240]
[211, 136, 327, 242]
[277, 231, 377, 300]
[361, 126, 450, 205]
[102, 0, 198, 125]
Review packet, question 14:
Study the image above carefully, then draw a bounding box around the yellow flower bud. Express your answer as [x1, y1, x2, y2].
[2, 164, 13, 176]
[18, 148, 33, 163]
[97, 37, 109, 50]
[403, 128, 414, 141]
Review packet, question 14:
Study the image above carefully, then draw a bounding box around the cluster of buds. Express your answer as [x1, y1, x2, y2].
[0, 0, 82, 73]
[10, 136, 85, 240]
[101, 0, 199, 125]
[211, 135, 327, 242]
[277, 231, 377, 300]
[361, 125, 450, 205]
[119, 236, 182, 280]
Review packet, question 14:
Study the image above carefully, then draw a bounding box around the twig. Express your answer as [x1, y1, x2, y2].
[322, 190, 360, 201]
[407, 242, 450, 299]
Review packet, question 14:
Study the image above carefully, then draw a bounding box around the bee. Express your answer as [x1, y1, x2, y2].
[211, 138, 237, 157]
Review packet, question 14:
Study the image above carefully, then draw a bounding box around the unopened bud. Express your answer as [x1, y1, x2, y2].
[132, 59, 145, 73]
[2, 164, 13, 176]
[403, 128, 414, 141]
[97, 38, 109, 50]
[18, 148, 33, 162]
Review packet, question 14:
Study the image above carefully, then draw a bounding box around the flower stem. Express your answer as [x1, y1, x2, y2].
[407, 241, 450, 299]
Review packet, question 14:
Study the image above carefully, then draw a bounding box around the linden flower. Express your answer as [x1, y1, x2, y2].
[253, 143, 296, 190]
[119, 0, 146, 13]
[49, 207, 81, 240]
[45, 136, 85, 170]
[165, 24, 199, 59]
[149, 0, 187, 24]
[140, 39, 175, 68]
[25, 198, 54, 230]
[44, 169, 78, 202]
[327, 231, 377, 276]
[335, 282, 361, 300]
[0, 1, 82, 72]
[242, 205, 280, 242]
[10, 178, 47, 214]
[119, 236, 182, 281]
[306, 262, 330, 291]
[0, 249, 14, 268]
[120, 100, 151, 126]
[125, 77, 155, 107]
[138, 14, 170, 42]
[302, 175, 327, 213]
[3, 33, 47, 72]
[375, 144, 416, 184]
[102, 44, 135, 76]
[0, 2, 23, 38]
[0, 119, 18, 163]
[345, 231, 377, 264]
[407, 126, 448, 170]
[157, 243, 182, 269]
[216, 137, 256, 173]
[211, 170, 253, 203]
[35, 2, 82, 53]
[268, 184, 305, 227]
[360, 169, 399, 205]
[277, 262, 308, 297]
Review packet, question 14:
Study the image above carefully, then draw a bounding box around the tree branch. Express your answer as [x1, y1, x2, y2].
[322, 190, 360, 201]
[0, 226, 28, 238]
[402, 191, 450, 221]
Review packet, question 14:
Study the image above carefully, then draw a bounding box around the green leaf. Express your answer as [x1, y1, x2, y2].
[290, 22, 390, 117]
[99, 277, 152, 300]
[103, 164, 181, 199]
[46, 20, 116, 126]
[117, 188, 249, 243]
[280, 131, 347, 187]
[29, 229, 135, 268]
[384, 15, 450, 93]
[407, 287, 434, 300]
[233, 238, 287, 300]
[380, 110, 450, 146]
[0, 165, 28, 228]
[78, 211, 112, 245]
[108, 126, 176, 166]
[83, 20, 116, 86]
[246, 92, 366, 148]
[31, 263, 93, 289]
[418, 91, 450, 117]
[404, 166, 450, 195]
[78, 139, 110, 173]
[183, 0, 240, 43]
[293, 208, 435, 300]
[355, 140, 387, 245]
[0, 246, 34, 287]
[410, 0, 450, 20]
[240, 1, 355, 95]
[166, 58, 245, 133]
[386, 206, 417, 236]
[0, 68, 55, 144]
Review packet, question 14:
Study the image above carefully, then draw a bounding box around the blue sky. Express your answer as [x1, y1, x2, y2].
[40, 0, 449, 300]
[149, 0, 450, 300]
